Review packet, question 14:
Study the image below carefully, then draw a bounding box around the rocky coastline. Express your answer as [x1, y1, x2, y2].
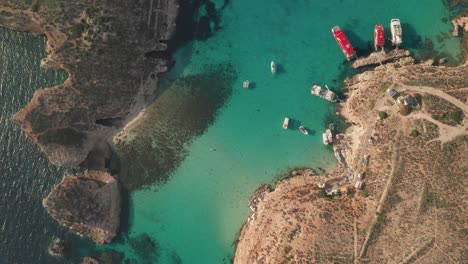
[0, 0, 179, 244]
[234, 15, 468, 263]
[43, 171, 121, 244]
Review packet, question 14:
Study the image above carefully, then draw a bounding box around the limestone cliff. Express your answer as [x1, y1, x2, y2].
[43, 171, 120, 244]
[0, 0, 179, 167]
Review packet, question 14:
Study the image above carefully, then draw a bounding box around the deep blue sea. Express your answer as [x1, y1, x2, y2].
[0, 0, 462, 263]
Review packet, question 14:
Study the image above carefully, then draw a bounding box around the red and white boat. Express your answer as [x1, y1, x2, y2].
[283, 117, 289, 129]
[374, 24, 385, 50]
[331, 26, 356, 61]
[299, 126, 308, 135]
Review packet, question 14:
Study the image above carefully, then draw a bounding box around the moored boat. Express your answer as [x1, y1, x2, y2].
[326, 129, 333, 143]
[374, 24, 385, 50]
[390, 19, 402, 46]
[299, 126, 308, 135]
[243, 80, 250, 88]
[310, 84, 338, 102]
[283, 117, 289, 129]
[331, 26, 356, 61]
[271, 61, 276, 74]
[322, 133, 328, 145]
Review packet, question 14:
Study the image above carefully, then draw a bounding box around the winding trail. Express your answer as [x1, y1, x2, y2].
[401, 84, 468, 113]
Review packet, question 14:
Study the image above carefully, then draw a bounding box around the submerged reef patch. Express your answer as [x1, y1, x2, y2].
[128, 233, 160, 263]
[116, 64, 237, 190]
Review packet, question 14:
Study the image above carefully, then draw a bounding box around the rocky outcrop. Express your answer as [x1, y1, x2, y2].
[82, 257, 100, 264]
[352, 49, 411, 68]
[47, 237, 66, 256]
[451, 14, 468, 36]
[0, 0, 179, 167]
[43, 171, 120, 244]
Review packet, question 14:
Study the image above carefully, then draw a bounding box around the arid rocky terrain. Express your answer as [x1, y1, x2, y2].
[234, 15, 468, 264]
[0, 0, 179, 243]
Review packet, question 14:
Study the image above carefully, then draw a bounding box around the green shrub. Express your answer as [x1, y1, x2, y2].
[30, 1, 40, 12]
[319, 189, 326, 198]
[448, 110, 462, 124]
[414, 93, 422, 103]
[410, 129, 419, 137]
[70, 23, 84, 38]
[378, 111, 388, 120]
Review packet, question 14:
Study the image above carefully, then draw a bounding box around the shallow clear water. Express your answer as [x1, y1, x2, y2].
[0, 0, 462, 263]
[111, 0, 462, 263]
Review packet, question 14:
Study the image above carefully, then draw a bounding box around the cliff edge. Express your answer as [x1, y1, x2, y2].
[0, 0, 179, 167]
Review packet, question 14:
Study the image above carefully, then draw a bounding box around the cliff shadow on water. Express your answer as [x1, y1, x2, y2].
[116, 64, 237, 191]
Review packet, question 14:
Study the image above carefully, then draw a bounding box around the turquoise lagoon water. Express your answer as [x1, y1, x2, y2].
[0, 0, 462, 263]
[112, 0, 462, 263]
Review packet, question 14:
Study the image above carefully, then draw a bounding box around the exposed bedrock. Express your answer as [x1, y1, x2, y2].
[42, 171, 121, 244]
[352, 49, 411, 68]
[451, 13, 468, 36]
[0, 0, 179, 167]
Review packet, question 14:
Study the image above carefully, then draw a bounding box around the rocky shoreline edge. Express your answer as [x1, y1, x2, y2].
[0, 0, 180, 246]
[234, 14, 468, 264]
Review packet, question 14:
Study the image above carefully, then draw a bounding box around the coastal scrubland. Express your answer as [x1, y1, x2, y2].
[234, 15, 468, 264]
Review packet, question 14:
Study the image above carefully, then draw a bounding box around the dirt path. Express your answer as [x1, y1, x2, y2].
[401, 84, 468, 113]
[358, 132, 402, 259]
[406, 113, 468, 144]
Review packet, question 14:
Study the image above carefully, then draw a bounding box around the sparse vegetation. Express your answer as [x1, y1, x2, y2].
[319, 189, 326, 198]
[410, 129, 419, 137]
[378, 111, 388, 120]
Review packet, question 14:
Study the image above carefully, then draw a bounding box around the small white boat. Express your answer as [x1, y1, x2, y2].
[271, 61, 276, 74]
[326, 129, 333, 143]
[322, 133, 328, 145]
[390, 18, 402, 46]
[299, 126, 308, 135]
[283, 117, 289, 129]
[243, 80, 250, 88]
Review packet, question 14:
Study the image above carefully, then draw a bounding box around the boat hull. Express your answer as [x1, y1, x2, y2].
[299, 126, 308, 135]
[374, 24, 385, 50]
[322, 133, 328, 145]
[390, 19, 402, 46]
[271, 61, 276, 74]
[331, 26, 356, 61]
[283, 117, 289, 129]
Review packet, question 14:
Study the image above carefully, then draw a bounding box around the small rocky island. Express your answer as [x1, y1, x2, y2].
[0, 0, 179, 244]
[43, 171, 120, 244]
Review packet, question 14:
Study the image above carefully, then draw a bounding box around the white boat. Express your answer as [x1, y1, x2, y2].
[322, 133, 328, 145]
[243, 80, 250, 88]
[271, 61, 276, 74]
[310, 84, 338, 102]
[325, 129, 333, 143]
[283, 117, 289, 129]
[299, 126, 308, 135]
[390, 19, 402, 46]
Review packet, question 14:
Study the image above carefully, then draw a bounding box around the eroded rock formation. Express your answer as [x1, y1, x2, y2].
[451, 13, 468, 36]
[0, 0, 179, 167]
[43, 171, 120, 244]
